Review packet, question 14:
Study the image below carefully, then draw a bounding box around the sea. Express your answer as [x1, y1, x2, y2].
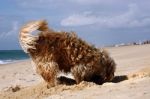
[0, 50, 29, 64]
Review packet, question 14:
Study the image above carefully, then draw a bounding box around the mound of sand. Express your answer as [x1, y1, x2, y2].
[128, 67, 150, 79]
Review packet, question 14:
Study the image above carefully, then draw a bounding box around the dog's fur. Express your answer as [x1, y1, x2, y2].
[19, 20, 116, 87]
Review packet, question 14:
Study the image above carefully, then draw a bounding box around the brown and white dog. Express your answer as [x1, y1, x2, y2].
[19, 20, 116, 87]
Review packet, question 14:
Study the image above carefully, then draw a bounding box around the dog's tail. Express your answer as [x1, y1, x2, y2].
[19, 20, 49, 53]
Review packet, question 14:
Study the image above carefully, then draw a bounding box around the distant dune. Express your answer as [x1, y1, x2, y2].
[0, 44, 150, 99]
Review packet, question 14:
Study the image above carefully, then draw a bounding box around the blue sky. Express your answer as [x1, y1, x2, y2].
[0, 0, 150, 50]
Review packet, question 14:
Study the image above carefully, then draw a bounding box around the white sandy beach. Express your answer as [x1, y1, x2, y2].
[0, 44, 150, 99]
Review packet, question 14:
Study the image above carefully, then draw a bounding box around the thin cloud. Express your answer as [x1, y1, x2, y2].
[70, 0, 103, 5]
[0, 21, 19, 39]
[16, 0, 66, 8]
[61, 4, 150, 28]
[61, 12, 98, 26]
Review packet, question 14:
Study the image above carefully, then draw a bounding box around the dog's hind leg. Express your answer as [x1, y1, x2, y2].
[38, 61, 59, 87]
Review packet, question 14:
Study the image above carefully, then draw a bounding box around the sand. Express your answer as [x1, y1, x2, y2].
[0, 44, 150, 99]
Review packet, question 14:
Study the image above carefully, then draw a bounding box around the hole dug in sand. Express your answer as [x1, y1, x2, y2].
[112, 75, 128, 83]
[57, 76, 76, 85]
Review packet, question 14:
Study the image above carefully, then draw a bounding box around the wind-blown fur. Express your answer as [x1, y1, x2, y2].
[19, 20, 116, 87]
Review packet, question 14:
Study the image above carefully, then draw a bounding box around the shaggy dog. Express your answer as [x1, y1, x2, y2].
[19, 20, 116, 87]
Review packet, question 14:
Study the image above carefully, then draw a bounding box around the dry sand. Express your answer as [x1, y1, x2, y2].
[0, 44, 150, 99]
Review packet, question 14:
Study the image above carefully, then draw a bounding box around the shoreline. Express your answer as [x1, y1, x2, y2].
[0, 59, 30, 66]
